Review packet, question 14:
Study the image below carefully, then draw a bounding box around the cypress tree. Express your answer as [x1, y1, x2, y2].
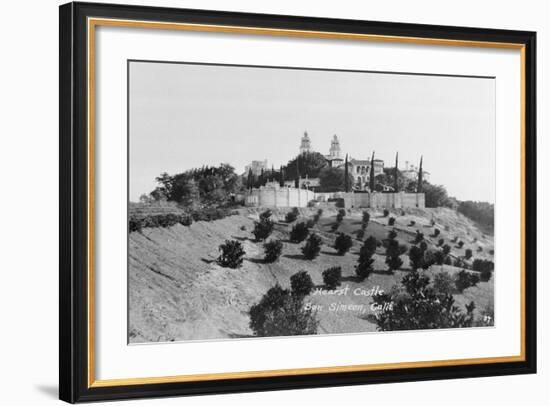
[417, 156, 423, 193]
[295, 155, 300, 188]
[259, 168, 264, 187]
[279, 165, 285, 187]
[247, 168, 253, 190]
[344, 154, 349, 192]
[369, 151, 376, 192]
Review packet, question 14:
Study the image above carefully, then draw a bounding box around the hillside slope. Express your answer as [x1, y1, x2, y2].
[129, 207, 494, 343]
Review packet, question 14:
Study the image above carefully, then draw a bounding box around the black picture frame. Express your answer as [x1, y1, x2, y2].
[59, 1, 537, 403]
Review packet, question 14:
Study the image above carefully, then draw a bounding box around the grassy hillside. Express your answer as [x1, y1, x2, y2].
[129, 206, 494, 343]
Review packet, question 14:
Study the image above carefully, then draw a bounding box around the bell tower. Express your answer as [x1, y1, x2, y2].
[329, 134, 341, 159]
[299, 131, 312, 154]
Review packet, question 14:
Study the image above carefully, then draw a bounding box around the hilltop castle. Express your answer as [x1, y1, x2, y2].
[298, 131, 385, 191]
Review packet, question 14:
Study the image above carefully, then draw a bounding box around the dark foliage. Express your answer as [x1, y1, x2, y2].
[290, 271, 314, 297]
[472, 259, 494, 282]
[465, 248, 473, 259]
[408, 245, 425, 270]
[284, 152, 328, 180]
[455, 270, 480, 292]
[356, 239, 376, 280]
[334, 233, 353, 255]
[383, 209, 390, 217]
[263, 240, 283, 263]
[336, 208, 346, 223]
[372, 271, 475, 331]
[457, 201, 494, 232]
[318, 166, 354, 192]
[433, 271, 455, 296]
[128, 212, 195, 232]
[290, 222, 310, 243]
[152, 164, 241, 206]
[385, 239, 403, 272]
[323, 267, 342, 290]
[414, 231, 424, 244]
[249, 284, 318, 337]
[388, 217, 396, 226]
[285, 207, 299, 223]
[302, 234, 323, 260]
[253, 218, 274, 241]
[216, 240, 245, 269]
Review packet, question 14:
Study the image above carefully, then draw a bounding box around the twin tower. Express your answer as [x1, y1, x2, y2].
[299, 131, 342, 160]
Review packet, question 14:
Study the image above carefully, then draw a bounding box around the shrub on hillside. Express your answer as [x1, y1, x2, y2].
[302, 234, 323, 260]
[330, 223, 340, 232]
[433, 250, 446, 265]
[216, 240, 245, 268]
[433, 271, 455, 296]
[290, 222, 310, 243]
[323, 267, 342, 290]
[455, 270, 480, 292]
[191, 207, 237, 222]
[473, 259, 494, 282]
[388, 229, 398, 240]
[312, 208, 323, 224]
[356, 228, 365, 241]
[290, 271, 314, 297]
[259, 209, 273, 220]
[383, 209, 390, 217]
[385, 239, 403, 272]
[285, 207, 299, 223]
[372, 271, 475, 331]
[422, 249, 437, 270]
[442, 244, 451, 255]
[457, 240, 464, 248]
[249, 285, 318, 337]
[253, 218, 274, 241]
[388, 217, 396, 226]
[437, 238, 445, 247]
[408, 220, 416, 227]
[334, 233, 353, 255]
[477, 246, 483, 252]
[465, 248, 473, 260]
[362, 211, 370, 226]
[263, 240, 283, 263]
[431, 228, 440, 237]
[414, 231, 424, 244]
[409, 245, 425, 270]
[336, 208, 346, 223]
[356, 238, 377, 280]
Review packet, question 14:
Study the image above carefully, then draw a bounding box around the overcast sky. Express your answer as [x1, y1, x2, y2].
[129, 61, 495, 203]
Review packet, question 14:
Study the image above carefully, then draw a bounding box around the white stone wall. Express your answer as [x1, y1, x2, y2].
[342, 192, 425, 209]
[246, 187, 315, 208]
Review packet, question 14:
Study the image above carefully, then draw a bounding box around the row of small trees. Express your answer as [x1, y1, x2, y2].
[219, 208, 494, 282]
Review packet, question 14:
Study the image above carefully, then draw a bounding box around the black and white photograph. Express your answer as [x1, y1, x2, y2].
[128, 61, 496, 343]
